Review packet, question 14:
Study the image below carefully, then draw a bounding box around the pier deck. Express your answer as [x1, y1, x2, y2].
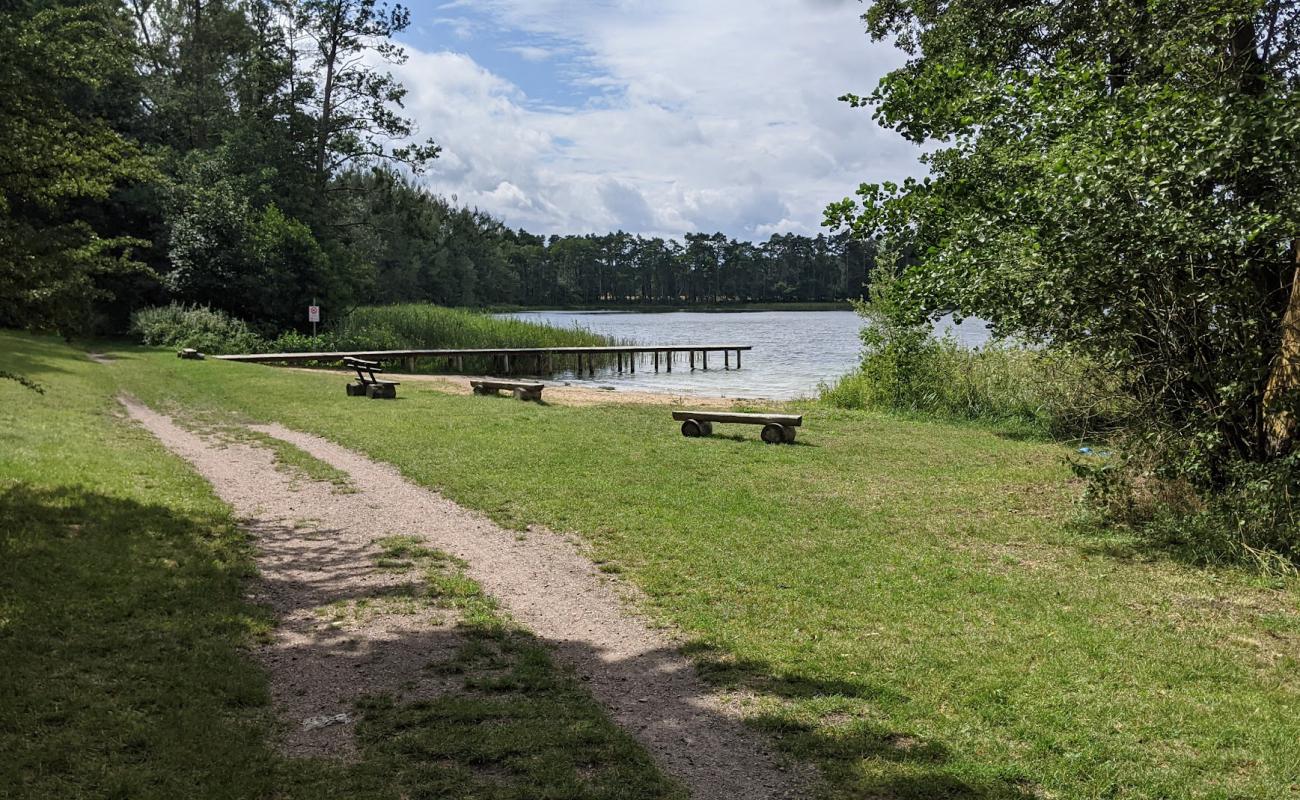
[215, 344, 751, 375]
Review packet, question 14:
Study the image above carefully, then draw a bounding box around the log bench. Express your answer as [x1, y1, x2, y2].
[671, 410, 803, 444]
[344, 356, 399, 399]
[470, 379, 545, 402]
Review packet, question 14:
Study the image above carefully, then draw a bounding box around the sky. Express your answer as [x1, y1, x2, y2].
[391, 0, 925, 241]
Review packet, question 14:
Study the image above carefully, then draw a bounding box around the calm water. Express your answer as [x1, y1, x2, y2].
[502, 310, 992, 400]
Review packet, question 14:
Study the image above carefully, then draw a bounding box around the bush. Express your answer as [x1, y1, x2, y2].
[129, 304, 267, 354]
[1073, 446, 1300, 574]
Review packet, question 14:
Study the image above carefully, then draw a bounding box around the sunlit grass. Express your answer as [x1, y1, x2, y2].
[96, 335, 1300, 800]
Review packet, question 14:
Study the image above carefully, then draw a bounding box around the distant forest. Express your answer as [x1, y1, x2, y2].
[373, 213, 878, 310]
[0, 1, 874, 337]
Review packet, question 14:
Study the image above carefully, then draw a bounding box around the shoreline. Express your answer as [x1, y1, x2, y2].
[488, 302, 854, 314]
[291, 367, 777, 408]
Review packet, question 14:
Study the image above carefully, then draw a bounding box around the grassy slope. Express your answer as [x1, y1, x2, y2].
[95, 339, 1300, 799]
[0, 332, 680, 800]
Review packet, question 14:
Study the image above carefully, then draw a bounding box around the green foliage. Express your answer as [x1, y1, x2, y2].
[0, 0, 152, 335]
[829, 0, 1300, 566]
[163, 153, 336, 327]
[130, 303, 267, 354]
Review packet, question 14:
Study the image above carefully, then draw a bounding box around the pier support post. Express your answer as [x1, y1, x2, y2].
[576, 354, 583, 376]
[703, 351, 708, 370]
[724, 350, 730, 369]
[736, 350, 741, 369]
[503, 354, 511, 373]
[630, 352, 635, 373]
[456, 356, 464, 372]
[654, 352, 659, 372]
[666, 351, 672, 372]
[618, 352, 623, 373]
[690, 351, 695, 370]
[406, 356, 417, 373]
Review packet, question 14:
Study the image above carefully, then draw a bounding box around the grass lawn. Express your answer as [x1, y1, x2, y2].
[0, 332, 679, 800]
[5, 330, 1299, 799]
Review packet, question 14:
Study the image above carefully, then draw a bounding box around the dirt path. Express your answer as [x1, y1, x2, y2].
[121, 397, 812, 799]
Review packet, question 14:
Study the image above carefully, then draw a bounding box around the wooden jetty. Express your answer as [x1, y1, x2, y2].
[215, 345, 751, 376]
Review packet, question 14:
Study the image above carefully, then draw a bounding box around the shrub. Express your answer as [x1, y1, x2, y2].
[1073, 444, 1300, 574]
[129, 304, 267, 354]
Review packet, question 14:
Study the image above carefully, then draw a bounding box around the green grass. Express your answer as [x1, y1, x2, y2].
[7, 331, 1300, 799]
[88, 335, 1300, 799]
[0, 332, 681, 800]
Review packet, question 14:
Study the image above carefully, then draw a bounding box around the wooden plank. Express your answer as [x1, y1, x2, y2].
[670, 410, 802, 426]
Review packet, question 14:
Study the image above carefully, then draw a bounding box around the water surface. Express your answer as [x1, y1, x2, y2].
[502, 310, 991, 400]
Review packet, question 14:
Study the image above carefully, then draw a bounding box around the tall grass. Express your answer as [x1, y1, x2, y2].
[820, 298, 1120, 439]
[301, 304, 616, 351]
[267, 305, 619, 375]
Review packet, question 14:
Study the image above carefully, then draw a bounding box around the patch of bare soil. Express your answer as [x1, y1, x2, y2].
[121, 396, 814, 798]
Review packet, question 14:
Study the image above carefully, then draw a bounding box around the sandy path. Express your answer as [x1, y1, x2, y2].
[121, 397, 812, 799]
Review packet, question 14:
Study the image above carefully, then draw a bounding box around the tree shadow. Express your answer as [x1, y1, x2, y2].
[3, 480, 1042, 799]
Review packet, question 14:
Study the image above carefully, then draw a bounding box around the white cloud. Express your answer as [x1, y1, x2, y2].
[393, 0, 924, 240]
[503, 45, 555, 62]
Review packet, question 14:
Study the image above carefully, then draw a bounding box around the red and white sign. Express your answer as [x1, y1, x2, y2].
[308, 305, 320, 323]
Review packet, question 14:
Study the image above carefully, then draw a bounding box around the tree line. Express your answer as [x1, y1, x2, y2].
[0, 0, 870, 339]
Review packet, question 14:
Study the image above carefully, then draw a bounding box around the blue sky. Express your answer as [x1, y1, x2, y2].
[388, 0, 925, 240]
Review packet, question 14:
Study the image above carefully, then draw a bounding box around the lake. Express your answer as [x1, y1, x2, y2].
[501, 310, 992, 400]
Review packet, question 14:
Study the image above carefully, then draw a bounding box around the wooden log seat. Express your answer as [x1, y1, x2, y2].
[671, 410, 802, 444]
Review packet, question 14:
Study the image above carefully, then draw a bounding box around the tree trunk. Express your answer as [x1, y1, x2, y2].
[1264, 243, 1300, 457]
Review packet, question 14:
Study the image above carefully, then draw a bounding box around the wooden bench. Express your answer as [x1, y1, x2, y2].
[344, 356, 399, 399]
[671, 410, 803, 444]
[470, 379, 545, 402]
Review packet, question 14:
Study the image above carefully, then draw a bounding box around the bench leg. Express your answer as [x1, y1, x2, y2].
[681, 419, 704, 438]
[346, 383, 366, 397]
[761, 423, 786, 444]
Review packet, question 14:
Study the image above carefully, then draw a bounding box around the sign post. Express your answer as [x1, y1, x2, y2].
[308, 302, 320, 336]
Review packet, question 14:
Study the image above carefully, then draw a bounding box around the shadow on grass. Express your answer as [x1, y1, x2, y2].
[0, 335, 85, 382]
[678, 641, 1039, 799]
[0, 481, 278, 800]
[1, 480, 1040, 799]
